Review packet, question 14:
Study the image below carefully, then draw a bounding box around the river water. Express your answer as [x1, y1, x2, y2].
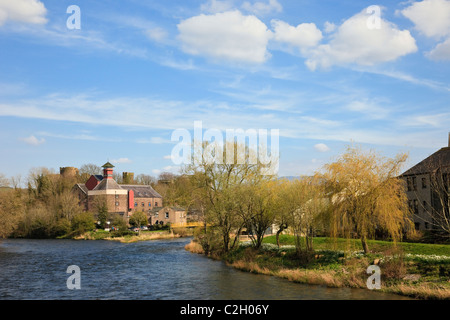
[0, 237, 412, 300]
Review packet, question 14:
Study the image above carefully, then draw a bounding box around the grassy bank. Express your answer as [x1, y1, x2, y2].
[74, 227, 193, 243]
[185, 235, 450, 300]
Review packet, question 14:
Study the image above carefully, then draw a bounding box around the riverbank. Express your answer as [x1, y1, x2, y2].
[73, 227, 193, 243]
[185, 236, 450, 300]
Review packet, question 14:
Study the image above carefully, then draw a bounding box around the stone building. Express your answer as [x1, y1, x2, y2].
[400, 134, 450, 232]
[73, 162, 163, 223]
[148, 206, 187, 226]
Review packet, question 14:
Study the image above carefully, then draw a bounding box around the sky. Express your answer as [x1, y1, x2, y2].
[0, 0, 449, 182]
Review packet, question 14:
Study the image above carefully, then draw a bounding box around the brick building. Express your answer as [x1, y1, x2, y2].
[73, 162, 163, 223]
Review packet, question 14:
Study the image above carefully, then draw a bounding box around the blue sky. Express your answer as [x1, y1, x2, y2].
[0, 0, 449, 181]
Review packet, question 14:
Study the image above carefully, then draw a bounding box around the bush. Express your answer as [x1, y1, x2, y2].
[52, 218, 72, 238]
[71, 212, 95, 235]
[193, 226, 223, 255]
[129, 211, 148, 227]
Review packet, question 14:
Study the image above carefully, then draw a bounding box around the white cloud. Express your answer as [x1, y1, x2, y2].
[323, 21, 336, 33]
[200, 0, 235, 14]
[345, 100, 390, 119]
[314, 143, 330, 152]
[177, 10, 272, 64]
[305, 8, 417, 70]
[111, 158, 132, 164]
[20, 135, 45, 146]
[163, 165, 180, 172]
[145, 27, 168, 43]
[0, 0, 47, 26]
[137, 137, 172, 144]
[241, 0, 282, 16]
[426, 37, 450, 60]
[401, 0, 450, 39]
[163, 155, 173, 160]
[271, 20, 322, 50]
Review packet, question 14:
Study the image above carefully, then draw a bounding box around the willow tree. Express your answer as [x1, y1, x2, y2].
[323, 145, 413, 253]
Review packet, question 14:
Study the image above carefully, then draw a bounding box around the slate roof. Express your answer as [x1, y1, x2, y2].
[74, 183, 88, 194]
[401, 147, 450, 176]
[120, 184, 162, 198]
[93, 178, 123, 191]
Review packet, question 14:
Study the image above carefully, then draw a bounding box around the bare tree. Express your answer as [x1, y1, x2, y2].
[0, 173, 9, 188]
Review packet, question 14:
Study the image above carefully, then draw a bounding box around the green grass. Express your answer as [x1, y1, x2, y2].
[262, 235, 450, 256]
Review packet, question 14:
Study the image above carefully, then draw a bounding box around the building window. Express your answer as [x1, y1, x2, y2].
[115, 202, 119, 206]
[407, 177, 412, 191]
[149, 202, 152, 207]
[413, 199, 419, 215]
[134, 202, 138, 208]
[424, 222, 429, 229]
[165, 212, 169, 219]
[412, 177, 417, 191]
[422, 177, 427, 189]
[423, 201, 427, 212]
[142, 202, 145, 207]
[115, 194, 119, 199]
[155, 202, 158, 207]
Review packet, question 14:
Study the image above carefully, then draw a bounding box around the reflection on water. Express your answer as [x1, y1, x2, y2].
[0, 238, 412, 300]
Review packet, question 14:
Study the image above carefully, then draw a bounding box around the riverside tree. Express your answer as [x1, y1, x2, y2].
[236, 178, 278, 249]
[278, 176, 328, 254]
[185, 140, 272, 253]
[322, 145, 413, 253]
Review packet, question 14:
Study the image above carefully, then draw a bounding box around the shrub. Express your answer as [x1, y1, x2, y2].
[71, 212, 95, 235]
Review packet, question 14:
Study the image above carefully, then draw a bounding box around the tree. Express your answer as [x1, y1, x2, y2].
[135, 174, 156, 186]
[276, 176, 327, 255]
[0, 173, 9, 188]
[71, 212, 95, 235]
[0, 187, 26, 238]
[79, 163, 102, 182]
[272, 179, 291, 247]
[185, 140, 270, 253]
[236, 178, 277, 249]
[323, 145, 413, 253]
[129, 211, 148, 229]
[93, 196, 109, 228]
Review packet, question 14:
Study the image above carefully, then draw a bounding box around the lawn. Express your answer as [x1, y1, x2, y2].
[262, 235, 450, 256]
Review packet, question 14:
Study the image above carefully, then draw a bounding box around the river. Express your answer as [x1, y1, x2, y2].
[0, 237, 412, 300]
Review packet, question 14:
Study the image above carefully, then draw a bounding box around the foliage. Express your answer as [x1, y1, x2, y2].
[321, 145, 413, 253]
[129, 211, 148, 228]
[71, 211, 96, 235]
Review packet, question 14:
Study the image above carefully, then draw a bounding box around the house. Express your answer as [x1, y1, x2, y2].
[399, 134, 450, 232]
[72, 162, 163, 222]
[148, 206, 187, 226]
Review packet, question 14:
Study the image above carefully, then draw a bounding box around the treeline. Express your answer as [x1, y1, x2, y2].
[160, 143, 415, 255]
[0, 164, 164, 239]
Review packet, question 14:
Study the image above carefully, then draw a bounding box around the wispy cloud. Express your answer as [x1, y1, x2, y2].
[111, 158, 132, 164]
[19, 135, 45, 146]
